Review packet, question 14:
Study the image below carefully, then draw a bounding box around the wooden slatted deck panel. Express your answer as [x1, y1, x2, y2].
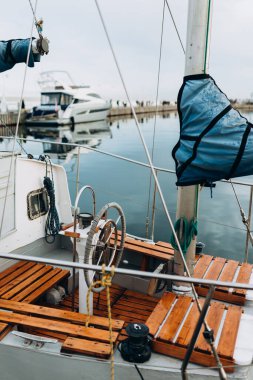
[59, 284, 159, 341]
[0, 260, 70, 304]
[194, 255, 253, 305]
[146, 292, 243, 373]
[0, 299, 124, 359]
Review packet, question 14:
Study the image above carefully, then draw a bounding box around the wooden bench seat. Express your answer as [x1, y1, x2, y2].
[112, 232, 174, 262]
[0, 260, 70, 304]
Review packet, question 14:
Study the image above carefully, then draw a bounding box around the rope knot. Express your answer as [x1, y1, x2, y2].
[101, 264, 115, 287]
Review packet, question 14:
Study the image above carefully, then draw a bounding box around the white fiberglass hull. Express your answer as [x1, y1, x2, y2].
[26, 108, 110, 127]
[0, 341, 251, 380]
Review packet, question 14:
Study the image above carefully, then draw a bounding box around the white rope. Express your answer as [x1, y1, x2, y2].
[0, 0, 38, 238]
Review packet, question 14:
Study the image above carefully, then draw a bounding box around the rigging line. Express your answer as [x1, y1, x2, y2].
[165, 0, 185, 55]
[0, 120, 29, 155]
[230, 179, 253, 244]
[0, 0, 38, 238]
[204, 0, 212, 73]
[28, 0, 40, 36]
[93, 2, 225, 374]
[93, 0, 204, 309]
[146, 0, 166, 236]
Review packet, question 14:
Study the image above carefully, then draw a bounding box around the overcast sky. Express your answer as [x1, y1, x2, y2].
[0, 0, 253, 102]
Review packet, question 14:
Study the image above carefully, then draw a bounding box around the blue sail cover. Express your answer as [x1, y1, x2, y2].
[172, 74, 253, 186]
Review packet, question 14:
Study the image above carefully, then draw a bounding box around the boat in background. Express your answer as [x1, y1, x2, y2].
[25, 71, 111, 129]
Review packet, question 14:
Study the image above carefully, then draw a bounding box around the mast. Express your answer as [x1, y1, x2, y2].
[173, 0, 213, 290]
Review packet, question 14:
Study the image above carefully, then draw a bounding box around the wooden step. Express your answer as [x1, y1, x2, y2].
[148, 292, 242, 373]
[62, 337, 111, 359]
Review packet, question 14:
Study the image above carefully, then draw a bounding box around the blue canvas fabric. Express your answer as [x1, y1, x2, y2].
[0, 38, 40, 73]
[172, 74, 253, 186]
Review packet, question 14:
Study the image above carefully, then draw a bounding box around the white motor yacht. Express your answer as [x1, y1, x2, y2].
[25, 71, 111, 129]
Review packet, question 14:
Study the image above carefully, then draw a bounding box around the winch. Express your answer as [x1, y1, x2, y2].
[120, 323, 152, 363]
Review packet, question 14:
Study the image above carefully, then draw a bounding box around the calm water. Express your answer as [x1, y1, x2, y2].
[3, 111, 253, 263]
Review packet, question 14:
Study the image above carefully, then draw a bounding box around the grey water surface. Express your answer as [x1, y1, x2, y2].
[11, 111, 253, 263]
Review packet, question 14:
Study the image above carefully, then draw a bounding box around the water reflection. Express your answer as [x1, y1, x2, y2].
[21, 120, 111, 162]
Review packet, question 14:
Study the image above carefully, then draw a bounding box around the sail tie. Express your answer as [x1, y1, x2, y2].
[170, 217, 198, 255]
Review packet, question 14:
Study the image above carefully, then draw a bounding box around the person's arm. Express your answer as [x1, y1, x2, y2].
[0, 37, 49, 73]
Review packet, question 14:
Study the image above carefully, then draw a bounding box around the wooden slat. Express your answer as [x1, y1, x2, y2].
[176, 300, 204, 347]
[113, 231, 174, 256]
[158, 297, 192, 342]
[203, 257, 226, 281]
[62, 337, 111, 359]
[20, 269, 69, 303]
[0, 299, 124, 331]
[0, 322, 8, 334]
[0, 262, 36, 288]
[120, 293, 158, 307]
[153, 340, 234, 373]
[110, 302, 151, 317]
[194, 255, 213, 279]
[12, 268, 62, 302]
[146, 293, 176, 337]
[1, 264, 50, 299]
[124, 242, 172, 260]
[0, 261, 28, 281]
[217, 260, 239, 292]
[115, 299, 155, 313]
[195, 286, 247, 306]
[155, 241, 173, 250]
[21, 327, 68, 343]
[233, 263, 252, 296]
[124, 290, 157, 303]
[0, 310, 118, 343]
[217, 305, 242, 359]
[195, 302, 225, 353]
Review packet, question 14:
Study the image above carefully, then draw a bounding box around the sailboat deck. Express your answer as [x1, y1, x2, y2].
[0, 260, 247, 372]
[0, 248, 251, 370]
[59, 286, 241, 372]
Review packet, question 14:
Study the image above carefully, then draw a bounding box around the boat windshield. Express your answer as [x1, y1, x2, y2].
[41, 92, 73, 106]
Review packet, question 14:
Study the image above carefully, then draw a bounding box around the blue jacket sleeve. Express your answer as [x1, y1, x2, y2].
[0, 38, 40, 73]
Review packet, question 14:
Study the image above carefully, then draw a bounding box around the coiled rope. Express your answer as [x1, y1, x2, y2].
[43, 157, 60, 243]
[170, 217, 198, 255]
[86, 264, 115, 380]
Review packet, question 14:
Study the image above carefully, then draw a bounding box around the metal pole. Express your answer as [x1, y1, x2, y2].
[174, 0, 213, 290]
[72, 147, 81, 311]
[0, 251, 252, 291]
[244, 185, 253, 263]
[151, 170, 158, 241]
[181, 286, 215, 379]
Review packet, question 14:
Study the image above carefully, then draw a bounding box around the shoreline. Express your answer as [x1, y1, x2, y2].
[0, 103, 252, 127]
